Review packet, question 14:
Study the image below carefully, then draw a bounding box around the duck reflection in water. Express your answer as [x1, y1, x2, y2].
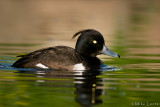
[16, 69, 103, 107]
[74, 70, 103, 107]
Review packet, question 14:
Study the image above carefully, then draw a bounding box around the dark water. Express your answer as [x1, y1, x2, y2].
[0, 1, 160, 107]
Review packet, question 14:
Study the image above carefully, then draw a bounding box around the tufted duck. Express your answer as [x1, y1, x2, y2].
[12, 29, 120, 71]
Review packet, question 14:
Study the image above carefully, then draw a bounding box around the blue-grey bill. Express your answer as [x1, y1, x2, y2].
[101, 45, 120, 58]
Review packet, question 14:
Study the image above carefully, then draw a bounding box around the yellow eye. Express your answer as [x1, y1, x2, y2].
[93, 40, 97, 44]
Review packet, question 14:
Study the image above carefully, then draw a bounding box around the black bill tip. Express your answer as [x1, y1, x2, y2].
[118, 54, 120, 58]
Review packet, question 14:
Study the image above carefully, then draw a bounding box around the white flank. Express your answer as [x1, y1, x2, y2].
[36, 80, 45, 82]
[73, 63, 86, 71]
[36, 63, 49, 69]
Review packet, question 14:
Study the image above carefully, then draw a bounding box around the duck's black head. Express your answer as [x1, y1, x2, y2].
[73, 29, 120, 58]
[73, 29, 104, 57]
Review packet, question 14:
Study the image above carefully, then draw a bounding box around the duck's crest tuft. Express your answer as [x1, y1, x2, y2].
[72, 29, 96, 39]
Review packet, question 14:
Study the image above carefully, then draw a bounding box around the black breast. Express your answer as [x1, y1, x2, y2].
[82, 56, 102, 70]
